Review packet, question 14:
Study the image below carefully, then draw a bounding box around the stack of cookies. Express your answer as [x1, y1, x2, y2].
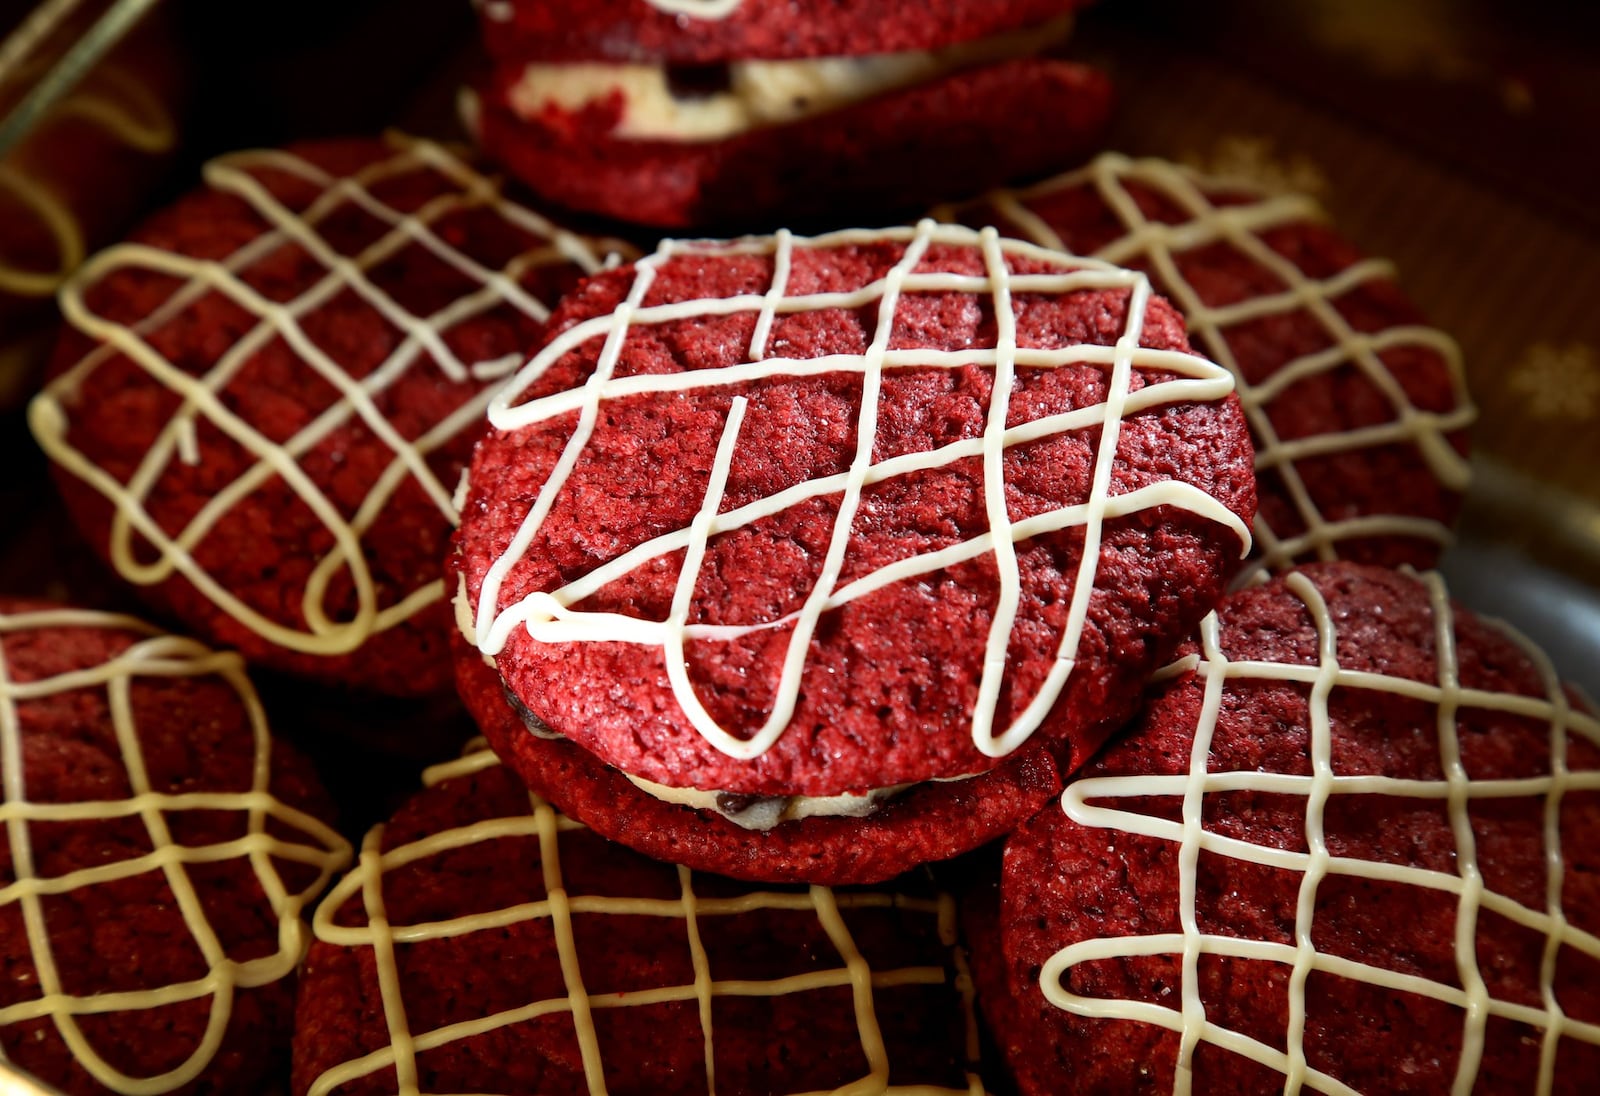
[3, 1, 1594, 1094]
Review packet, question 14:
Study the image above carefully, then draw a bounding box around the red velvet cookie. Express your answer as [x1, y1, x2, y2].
[30, 134, 630, 698]
[0, 599, 350, 1096]
[453, 223, 1256, 881]
[292, 744, 984, 1096]
[941, 153, 1476, 579]
[467, 0, 1110, 229]
[987, 562, 1600, 1094]
[475, 0, 1089, 65]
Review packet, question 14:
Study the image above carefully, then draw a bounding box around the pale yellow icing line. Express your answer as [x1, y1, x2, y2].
[318, 886, 956, 952]
[56, 62, 177, 154]
[30, 135, 623, 658]
[0, 608, 351, 1096]
[0, 163, 85, 296]
[1424, 572, 1490, 1094]
[476, 220, 1247, 765]
[678, 865, 718, 1095]
[812, 884, 892, 1095]
[940, 890, 989, 1096]
[971, 230, 1023, 752]
[353, 825, 420, 1094]
[1041, 571, 1600, 1092]
[473, 237, 669, 658]
[1172, 610, 1228, 1092]
[748, 227, 792, 360]
[1252, 515, 1453, 576]
[509, 343, 1219, 419]
[664, 396, 757, 755]
[307, 743, 984, 1095]
[419, 737, 500, 785]
[1491, 616, 1576, 1093]
[949, 946, 988, 1096]
[937, 152, 1477, 583]
[1283, 574, 1340, 1093]
[539, 798, 607, 1095]
[989, 266, 1151, 757]
[511, 369, 1232, 628]
[0, 54, 178, 297]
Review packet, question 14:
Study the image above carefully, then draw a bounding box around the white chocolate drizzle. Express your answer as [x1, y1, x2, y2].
[0, 606, 352, 1096]
[936, 153, 1477, 583]
[29, 133, 630, 659]
[1039, 570, 1600, 1094]
[473, 219, 1251, 766]
[0, 58, 177, 299]
[305, 740, 986, 1096]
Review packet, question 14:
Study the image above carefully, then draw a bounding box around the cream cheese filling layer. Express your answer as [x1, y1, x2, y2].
[504, 15, 1074, 142]
[623, 772, 919, 830]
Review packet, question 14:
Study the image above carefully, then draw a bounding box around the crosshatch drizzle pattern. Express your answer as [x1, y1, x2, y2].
[1042, 571, 1600, 1095]
[473, 219, 1251, 762]
[30, 133, 624, 658]
[304, 742, 986, 1096]
[937, 153, 1477, 581]
[0, 605, 351, 1095]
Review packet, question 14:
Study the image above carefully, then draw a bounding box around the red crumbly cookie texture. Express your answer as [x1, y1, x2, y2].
[477, 0, 1089, 65]
[455, 239, 1257, 798]
[43, 137, 599, 698]
[292, 757, 977, 1095]
[991, 563, 1600, 1094]
[454, 634, 1065, 885]
[950, 170, 1470, 571]
[475, 58, 1112, 230]
[0, 599, 338, 1096]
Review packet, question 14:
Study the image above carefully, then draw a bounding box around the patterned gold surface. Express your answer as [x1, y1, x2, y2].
[1083, 14, 1600, 592]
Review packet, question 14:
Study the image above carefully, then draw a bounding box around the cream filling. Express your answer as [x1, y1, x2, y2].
[504, 15, 1073, 142]
[514, 695, 980, 832]
[624, 772, 918, 830]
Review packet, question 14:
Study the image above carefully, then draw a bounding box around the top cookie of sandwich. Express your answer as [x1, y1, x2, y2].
[456, 221, 1257, 798]
[30, 134, 628, 698]
[475, 0, 1088, 64]
[468, 0, 1110, 229]
[941, 153, 1475, 579]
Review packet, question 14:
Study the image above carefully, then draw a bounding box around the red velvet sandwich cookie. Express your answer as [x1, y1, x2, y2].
[292, 743, 985, 1095]
[0, 599, 350, 1096]
[29, 134, 631, 699]
[465, 0, 1111, 229]
[985, 562, 1600, 1093]
[939, 153, 1476, 579]
[453, 221, 1257, 882]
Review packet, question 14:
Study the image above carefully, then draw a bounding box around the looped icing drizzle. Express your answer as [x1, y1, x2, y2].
[304, 740, 985, 1096]
[0, 58, 177, 299]
[1041, 570, 1600, 1095]
[0, 606, 351, 1096]
[474, 219, 1251, 763]
[936, 153, 1477, 584]
[30, 133, 624, 658]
